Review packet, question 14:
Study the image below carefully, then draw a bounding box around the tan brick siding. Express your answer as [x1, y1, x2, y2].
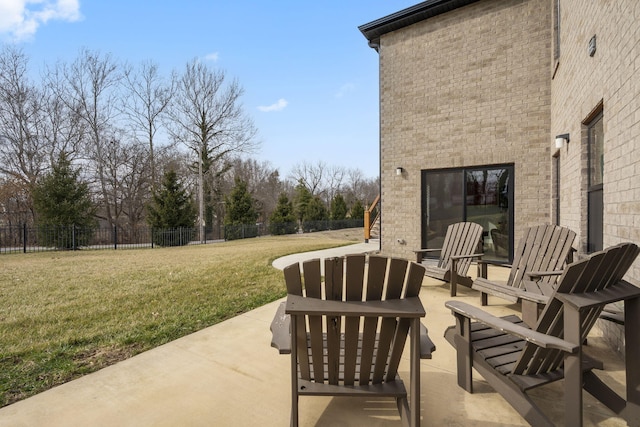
[377, 0, 552, 259]
[551, 0, 640, 288]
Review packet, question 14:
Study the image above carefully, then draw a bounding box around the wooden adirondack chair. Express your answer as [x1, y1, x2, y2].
[444, 242, 640, 427]
[413, 221, 484, 297]
[270, 254, 436, 427]
[472, 224, 576, 325]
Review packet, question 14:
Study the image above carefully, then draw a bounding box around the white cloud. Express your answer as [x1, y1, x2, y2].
[335, 83, 355, 98]
[258, 98, 288, 112]
[0, 0, 82, 41]
[204, 52, 219, 62]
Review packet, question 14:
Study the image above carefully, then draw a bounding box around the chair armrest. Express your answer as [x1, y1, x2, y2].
[476, 260, 511, 279]
[509, 286, 550, 304]
[270, 301, 291, 354]
[477, 259, 512, 268]
[445, 300, 578, 353]
[525, 270, 563, 281]
[286, 294, 426, 318]
[450, 253, 484, 261]
[556, 279, 640, 310]
[420, 323, 436, 359]
[599, 309, 625, 325]
[413, 248, 442, 254]
[471, 278, 518, 303]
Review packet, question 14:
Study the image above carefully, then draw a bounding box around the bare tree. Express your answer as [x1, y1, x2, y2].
[40, 62, 87, 165]
[109, 138, 152, 232]
[0, 47, 42, 181]
[324, 164, 347, 206]
[0, 46, 45, 224]
[228, 157, 284, 222]
[289, 161, 347, 205]
[167, 58, 258, 240]
[58, 48, 122, 227]
[0, 176, 32, 226]
[120, 60, 174, 187]
[289, 161, 327, 196]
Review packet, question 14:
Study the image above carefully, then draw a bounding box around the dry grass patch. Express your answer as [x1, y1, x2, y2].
[0, 232, 358, 407]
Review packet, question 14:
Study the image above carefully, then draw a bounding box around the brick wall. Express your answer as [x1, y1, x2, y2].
[377, 0, 552, 259]
[551, 0, 640, 353]
[552, 0, 640, 262]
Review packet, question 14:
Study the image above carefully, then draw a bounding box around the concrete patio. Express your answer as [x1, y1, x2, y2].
[0, 242, 630, 426]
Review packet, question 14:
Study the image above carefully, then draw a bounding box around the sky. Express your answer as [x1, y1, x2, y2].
[0, 0, 421, 180]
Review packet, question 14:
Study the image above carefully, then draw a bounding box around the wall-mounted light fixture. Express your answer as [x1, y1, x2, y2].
[396, 167, 403, 176]
[555, 133, 570, 149]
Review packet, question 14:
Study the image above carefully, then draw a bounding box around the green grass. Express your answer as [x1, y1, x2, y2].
[0, 234, 355, 407]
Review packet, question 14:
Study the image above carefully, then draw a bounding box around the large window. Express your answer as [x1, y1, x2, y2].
[587, 112, 604, 253]
[421, 165, 514, 261]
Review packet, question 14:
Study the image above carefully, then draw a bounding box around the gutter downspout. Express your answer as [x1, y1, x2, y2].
[369, 40, 381, 252]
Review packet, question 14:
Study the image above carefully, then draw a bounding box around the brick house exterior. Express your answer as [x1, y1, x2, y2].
[360, 0, 639, 351]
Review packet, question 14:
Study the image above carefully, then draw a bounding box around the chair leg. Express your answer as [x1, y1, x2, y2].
[623, 297, 640, 426]
[563, 305, 583, 427]
[450, 262, 458, 297]
[396, 397, 411, 427]
[583, 371, 626, 415]
[473, 361, 554, 427]
[290, 318, 299, 427]
[480, 292, 488, 306]
[453, 315, 473, 392]
[409, 318, 420, 427]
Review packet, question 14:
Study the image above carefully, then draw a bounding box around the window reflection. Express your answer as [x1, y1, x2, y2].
[422, 165, 513, 261]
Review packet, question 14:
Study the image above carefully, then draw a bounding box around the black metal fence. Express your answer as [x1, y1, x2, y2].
[0, 219, 364, 255]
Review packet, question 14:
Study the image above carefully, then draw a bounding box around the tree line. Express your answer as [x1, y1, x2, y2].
[0, 46, 379, 243]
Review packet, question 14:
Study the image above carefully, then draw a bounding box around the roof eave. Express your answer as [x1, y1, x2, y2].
[358, 0, 482, 47]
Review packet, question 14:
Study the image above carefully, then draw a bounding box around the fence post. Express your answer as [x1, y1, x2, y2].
[114, 226, 118, 250]
[151, 227, 154, 248]
[23, 223, 27, 253]
[72, 224, 76, 251]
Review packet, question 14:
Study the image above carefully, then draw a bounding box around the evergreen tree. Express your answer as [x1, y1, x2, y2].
[330, 193, 349, 229]
[269, 193, 297, 235]
[293, 180, 312, 223]
[302, 196, 329, 232]
[330, 194, 348, 220]
[350, 199, 365, 219]
[224, 177, 259, 240]
[147, 169, 197, 246]
[32, 153, 97, 249]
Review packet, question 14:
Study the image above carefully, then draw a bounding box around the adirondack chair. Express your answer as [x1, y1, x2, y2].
[413, 221, 484, 297]
[444, 242, 640, 427]
[270, 254, 436, 427]
[472, 224, 576, 325]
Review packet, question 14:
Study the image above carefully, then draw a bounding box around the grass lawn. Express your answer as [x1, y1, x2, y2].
[0, 232, 359, 407]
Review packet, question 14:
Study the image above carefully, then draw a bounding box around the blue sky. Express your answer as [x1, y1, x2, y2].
[0, 0, 419, 179]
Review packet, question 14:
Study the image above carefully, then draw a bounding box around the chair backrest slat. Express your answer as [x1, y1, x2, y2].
[343, 255, 366, 385]
[359, 256, 387, 385]
[285, 255, 427, 388]
[508, 225, 576, 289]
[385, 262, 427, 381]
[512, 243, 639, 376]
[325, 257, 343, 385]
[437, 222, 483, 274]
[373, 258, 408, 382]
[284, 263, 310, 380]
[303, 259, 325, 383]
